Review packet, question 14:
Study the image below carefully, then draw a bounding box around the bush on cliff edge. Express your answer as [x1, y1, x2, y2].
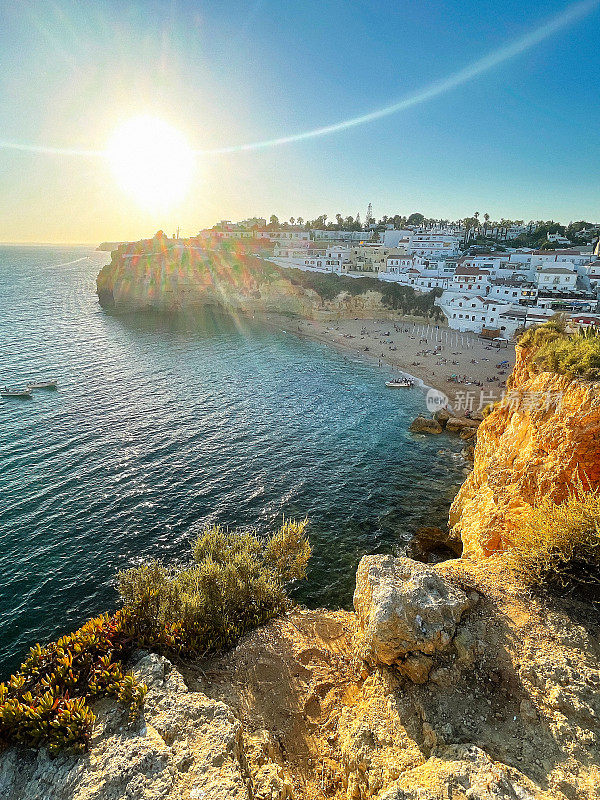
[118, 519, 311, 654]
[519, 319, 600, 380]
[506, 488, 600, 601]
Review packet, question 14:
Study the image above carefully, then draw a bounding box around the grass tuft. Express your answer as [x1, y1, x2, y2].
[519, 318, 600, 380]
[505, 486, 600, 601]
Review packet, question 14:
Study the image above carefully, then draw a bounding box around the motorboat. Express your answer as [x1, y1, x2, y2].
[27, 380, 57, 390]
[1, 386, 32, 398]
[385, 378, 413, 388]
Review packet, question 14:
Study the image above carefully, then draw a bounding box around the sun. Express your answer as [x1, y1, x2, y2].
[106, 116, 195, 212]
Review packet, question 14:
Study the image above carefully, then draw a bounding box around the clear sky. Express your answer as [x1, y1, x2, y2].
[0, 0, 598, 243]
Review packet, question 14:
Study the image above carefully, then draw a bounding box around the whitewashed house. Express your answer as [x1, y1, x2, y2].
[535, 267, 578, 292]
[438, 293, 511, 333]
[585, 260, 600, 292]
[407, 230, 461, 257]
[451, 267, 491, 295]
[382, 229, 412, 247]
[488, 278, 537, 304]
[497, 308, 554, 339]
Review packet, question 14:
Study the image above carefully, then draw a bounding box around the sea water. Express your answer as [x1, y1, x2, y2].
[0, 245, 467, 675]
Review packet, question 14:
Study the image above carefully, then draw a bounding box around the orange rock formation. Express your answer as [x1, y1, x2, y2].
[450, 344, 600, 558]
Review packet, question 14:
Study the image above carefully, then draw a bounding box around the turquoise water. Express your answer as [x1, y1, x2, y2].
[0, 245, 466, 676]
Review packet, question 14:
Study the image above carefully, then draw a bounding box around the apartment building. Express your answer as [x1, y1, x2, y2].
[407, 230, 461, 257]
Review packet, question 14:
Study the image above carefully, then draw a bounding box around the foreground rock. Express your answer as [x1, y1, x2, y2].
[353, 556, 475, 681]
[2, 582, 599, 799]
[0, 653, 258, 800]
[378, 744, 552, 800]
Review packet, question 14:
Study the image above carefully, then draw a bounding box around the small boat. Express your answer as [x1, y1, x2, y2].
[1, 386, 33, 398]
[27, 380, 58, 390]
[385, 378, 413, 388]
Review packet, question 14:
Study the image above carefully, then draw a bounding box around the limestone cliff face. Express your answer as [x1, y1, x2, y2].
[96, 246, 423, 320]
[450, 344, 600, 558]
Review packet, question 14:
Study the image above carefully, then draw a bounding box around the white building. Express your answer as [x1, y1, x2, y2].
[438, 294, 511, 333]
[381, 229, 412, 247]
[586, 260, 600, 292]
[383, 254, 426, 274]
[266, 230, 311, 244]
[302, 246, 351, 273]
[311, 230, 368, 242]
[451, 267, 491, 295]
[408, 230, 461, 257]
[547, 233, 572, 245]
[535, 267, 578, 292]
[488, 278, 537, 304]
[496, 308, 554, 339]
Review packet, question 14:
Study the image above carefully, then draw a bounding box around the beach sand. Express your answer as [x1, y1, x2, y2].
[260, 313, 515, 413]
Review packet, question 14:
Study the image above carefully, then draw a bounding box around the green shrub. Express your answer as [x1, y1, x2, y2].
[519, 319, 600, 380]
[506, 488, 600, 601]
[0, 610, 147, 754]
[118, 519, 311, 655]
[280, 266, 443, 318]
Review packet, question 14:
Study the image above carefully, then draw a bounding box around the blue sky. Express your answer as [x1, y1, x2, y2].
[0, 0, 598, 241]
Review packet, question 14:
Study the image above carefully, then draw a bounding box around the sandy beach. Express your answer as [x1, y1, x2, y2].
[261, 313, 515, 413]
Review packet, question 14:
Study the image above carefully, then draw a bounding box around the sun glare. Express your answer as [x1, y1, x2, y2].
[106, 116, 195, 212]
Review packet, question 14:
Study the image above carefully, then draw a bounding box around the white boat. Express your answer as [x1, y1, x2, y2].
[385, 378, 413, 388]
[1, 386, 32, 398]
[27, 380, 57, 390]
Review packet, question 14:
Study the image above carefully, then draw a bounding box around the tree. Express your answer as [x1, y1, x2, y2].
[407, 212, 425, 226]
[269, 215, 279, 229]
[289, 217, 295, 225]
[297, 217, 304, 227]
[484, 213, 490, 236]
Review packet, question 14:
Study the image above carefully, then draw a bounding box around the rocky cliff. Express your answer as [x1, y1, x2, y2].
[450, 343, 600, 558]
[96, 238, 442, 320]
[4, 561, 597, 800]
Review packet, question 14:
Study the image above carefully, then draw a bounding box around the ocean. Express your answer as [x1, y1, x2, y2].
[0, 245, 467, 676]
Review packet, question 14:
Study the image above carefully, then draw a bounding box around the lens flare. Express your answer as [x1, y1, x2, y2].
[105, 116, 195, 212]
[0, 0, 597, 160]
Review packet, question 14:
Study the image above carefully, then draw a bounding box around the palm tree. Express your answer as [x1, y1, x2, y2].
[297, 217, 304, 227]
[463, 218, 472, 244]
[290, 217, 295, 225]
[483, 213, 490, 237]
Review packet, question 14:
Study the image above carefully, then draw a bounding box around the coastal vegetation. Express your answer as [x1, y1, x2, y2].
[281, 266, 445, 319]
[118, 519, 310, 654]
[0, 520, 310, 754]
[519, 318, 600, 380]
[0, 611, 146, 754]
[506, 488, 600, 601]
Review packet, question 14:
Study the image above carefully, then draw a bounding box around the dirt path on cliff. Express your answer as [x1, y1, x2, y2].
[180, 610, 361, 799]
